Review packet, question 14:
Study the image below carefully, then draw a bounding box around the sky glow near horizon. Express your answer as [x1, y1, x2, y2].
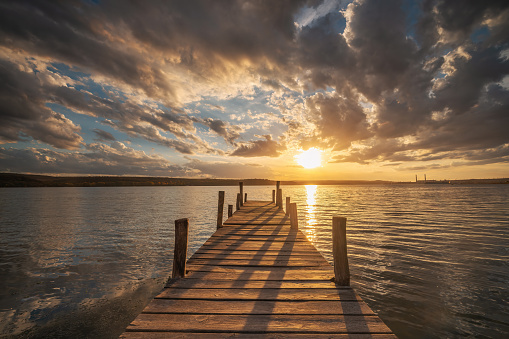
[0, 0, 508, 180]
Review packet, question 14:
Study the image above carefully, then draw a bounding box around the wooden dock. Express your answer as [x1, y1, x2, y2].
[121, 198, 396, 338]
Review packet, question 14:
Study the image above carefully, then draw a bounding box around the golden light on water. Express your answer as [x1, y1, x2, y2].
[295, 148, 322, 169]
[304, 185, 318, 242]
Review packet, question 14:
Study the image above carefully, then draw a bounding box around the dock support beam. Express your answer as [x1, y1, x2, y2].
[239, 182, 244, 207]
[236, 193, 241, 211]
[276, 188, 283, 209]
[332, 216, 350, 286]
[290, 203, 298, 229]
[245, 193, 247, 203]
[272, 190, 275, 203]
[217, 191, 224, 229]
[285, 197, 290, 216]
[172, 218, 189, 279]
[228, 204, 233, 218]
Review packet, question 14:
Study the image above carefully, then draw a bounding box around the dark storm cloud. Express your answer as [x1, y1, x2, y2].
[230, 135, 284, 158]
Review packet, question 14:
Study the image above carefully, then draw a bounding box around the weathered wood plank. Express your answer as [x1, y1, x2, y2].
[165, 279, 347, 289]
[121, 333, 397, 339]
[142, 299, 375, 315]
[189, 253, 327, 260]
[184, 270, 335, 281]
[125, 314, 392, 333]
[191, 251, 323, 258]
[186, 259, 329, 267]
[155, 287, 362, 301]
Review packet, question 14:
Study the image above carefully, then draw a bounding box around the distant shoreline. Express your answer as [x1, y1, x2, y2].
[1, 173, 508, 187]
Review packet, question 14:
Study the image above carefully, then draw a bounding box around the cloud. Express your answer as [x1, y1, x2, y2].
[196, 118, 242, 145]
[93, 129, 116, 142]
[0, 143, 190, 176]
[0, 59, 84, 149]
[230, 135, 285, 157]
[1, 0, 509, 176]
[185, 158, 274, 178]
[305, 92, 371, 150]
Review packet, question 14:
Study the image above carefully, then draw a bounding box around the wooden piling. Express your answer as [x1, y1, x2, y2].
[276, 188, 283, 209]
[290, 203, 298, 229]
[276, 180, 280, 190]
[239, 182, 244, 207]
[236, 193, 241, 211]
[272, 190, 275, 203]
[245, 193, 247, 202]
[332, 216, 350, 286]
[171, 218, 189, 279]
[285, 197, 290, 216]
[216, 191, 224, 229]
[227, 204, 233, 218]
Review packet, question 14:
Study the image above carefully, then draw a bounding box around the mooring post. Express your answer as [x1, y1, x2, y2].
[239, 182, 244, 207]
[276, 188, 283, 209]
[285, 197, 290, 216]
[245, 193, 247, 202]
[172, 218, 189, 279]
[217, 191, 225, 229]
[276, 180, 280, 190]
[290, 203, 298, 229]
[332, 216, 350, 286]
[228, 204, 233, 218]
[272, 190, 275, 203]
[236, 193, 241, 211]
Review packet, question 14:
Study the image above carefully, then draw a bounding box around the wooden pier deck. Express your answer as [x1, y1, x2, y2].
[121, 200, 396, 338]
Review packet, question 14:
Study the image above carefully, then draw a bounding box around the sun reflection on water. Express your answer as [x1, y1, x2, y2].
[303, 185, 318, 242]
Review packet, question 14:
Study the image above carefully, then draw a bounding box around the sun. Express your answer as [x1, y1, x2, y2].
[295, 148, 322, 169]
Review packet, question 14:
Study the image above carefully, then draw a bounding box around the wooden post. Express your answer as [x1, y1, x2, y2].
[285, 197, 290, 216]
[228, 204, 233, 218]
[290, 203, 298, 230]
[217, 191, 224, 229]
[236, 193, 241, 211]
[239, 182, 244, 207]
[172, 218, 189, 279]
[332, 216, 350, 286]
[272, 190, 275, 203]
[245, 193, 247, 202]
[276, 180, 280, 190]
[276, 188, 283, 209]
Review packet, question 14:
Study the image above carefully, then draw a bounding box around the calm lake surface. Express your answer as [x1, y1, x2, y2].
[0, 185, 508, 338]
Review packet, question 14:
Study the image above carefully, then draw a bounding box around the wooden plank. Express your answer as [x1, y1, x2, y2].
[121, 333, 397, 339]
[184, 270, 335, 281]
[142, 299, 375, 315]
[189, 253, 327, 260]
[155, 287, 363, 301]
[165, 279, 347, 289]
[186, 259, 329, 267]
[125, 314, 393, 333]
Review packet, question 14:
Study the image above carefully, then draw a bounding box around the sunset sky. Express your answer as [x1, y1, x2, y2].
[1, 0, 508, 181]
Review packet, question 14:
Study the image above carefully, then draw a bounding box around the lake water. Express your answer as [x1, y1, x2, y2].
[0, 185, 508, 338]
